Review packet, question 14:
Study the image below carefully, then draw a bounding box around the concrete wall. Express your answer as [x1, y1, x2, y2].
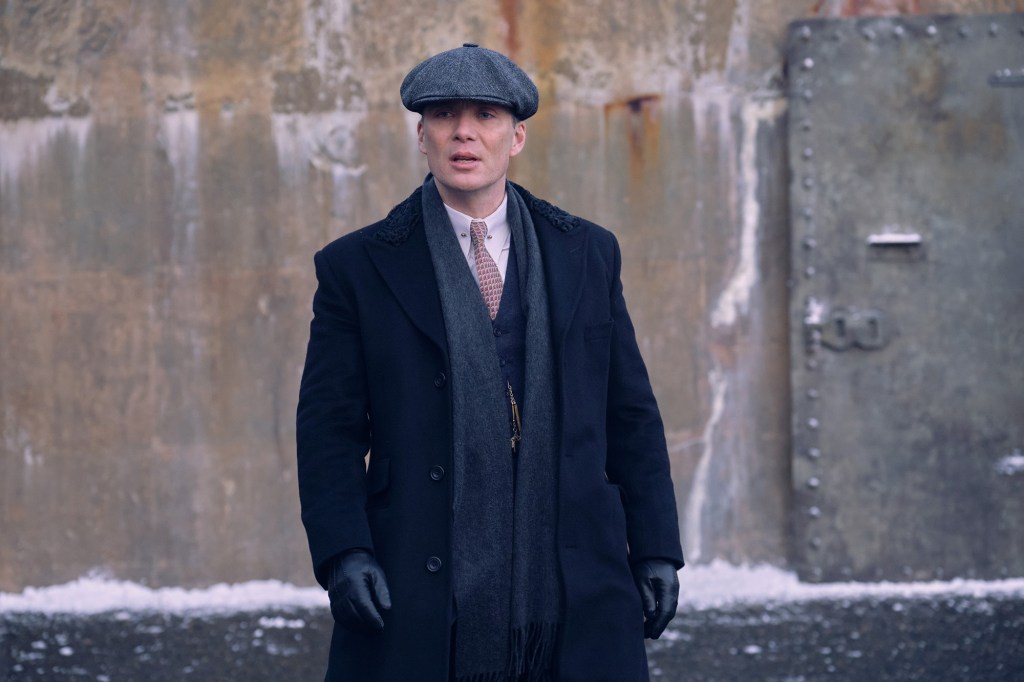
[1, 0, 1020, 591]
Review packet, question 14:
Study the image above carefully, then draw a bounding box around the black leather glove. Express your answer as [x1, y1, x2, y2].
[327, 549, 392, 632]
[631, 558, 679, 639]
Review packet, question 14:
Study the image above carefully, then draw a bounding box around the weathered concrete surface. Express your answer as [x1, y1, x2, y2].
[3, 593, 1023, 680]
[1, 0, 1022, 592]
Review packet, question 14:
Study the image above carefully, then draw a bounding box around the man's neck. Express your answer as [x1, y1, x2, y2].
[434, 180, 508, 219]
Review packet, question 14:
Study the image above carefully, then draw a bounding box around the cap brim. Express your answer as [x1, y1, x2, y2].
[408, 94, 519, 115]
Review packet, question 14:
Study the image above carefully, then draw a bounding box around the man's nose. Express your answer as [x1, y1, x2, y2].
[453, 112, 477, 140]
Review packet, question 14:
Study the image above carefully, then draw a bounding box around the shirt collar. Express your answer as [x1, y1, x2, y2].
[444, 194, 510, 244]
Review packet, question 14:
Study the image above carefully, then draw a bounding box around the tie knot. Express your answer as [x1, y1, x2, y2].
[469, 220, 488, 245]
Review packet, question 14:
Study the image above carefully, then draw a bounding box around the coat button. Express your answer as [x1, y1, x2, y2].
[429, 465, 445, 481]
[426, 556, 442, 572]
[433, 372, 446, 388]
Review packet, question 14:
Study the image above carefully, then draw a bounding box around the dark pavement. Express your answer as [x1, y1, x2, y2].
[3, 591, 1024, 681]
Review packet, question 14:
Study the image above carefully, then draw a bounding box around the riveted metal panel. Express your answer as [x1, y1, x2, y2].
[787, 13, 1024, 582]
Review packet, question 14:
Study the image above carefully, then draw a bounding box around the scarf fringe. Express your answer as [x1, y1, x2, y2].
[454, 622, 559, 682]
[455, 673, 508, 682]
[509, 621, 559, 679]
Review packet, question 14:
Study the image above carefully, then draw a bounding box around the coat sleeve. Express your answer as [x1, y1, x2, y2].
[602, 233, 685, 569]
[296, 245, 374, 588]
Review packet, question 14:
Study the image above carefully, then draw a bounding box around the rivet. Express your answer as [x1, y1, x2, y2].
[811, 567, 823, 579]
[802, 207, 814, 219]
[810, 538, 822, 549]
[806, 388, 819, 400]
[958, 25, 969, 38]
[802, 57, 815, 71]
[893, 25, 905, 39]
[803, 237, 817, 249]
[807, 417, 819, 430]
[808, 506, 822, 518]
[808, 447, 821, 459]
[802, 176, 814, 189]
[832, 31, 842, 42]
[927, 25, 938, 37]
[806, 358, 818, 370]
[799, 25, 812, 42]
[989, 23, 999, 37]
[862, 28, 875, 41]
[801, 119, 812, 132]
[805, 266, 816, 278]
[802, 89, 814, 101]
[803, 147, 814, 160]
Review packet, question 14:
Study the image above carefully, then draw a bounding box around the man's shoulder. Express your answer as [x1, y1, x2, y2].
[512, 182, 615, 245]
[321, 187, 423, 258]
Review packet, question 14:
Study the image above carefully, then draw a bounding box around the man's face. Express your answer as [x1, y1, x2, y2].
[417, 100, 526, 215]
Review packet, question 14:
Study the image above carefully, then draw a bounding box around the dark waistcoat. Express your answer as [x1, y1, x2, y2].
[492, 242, 526, 443]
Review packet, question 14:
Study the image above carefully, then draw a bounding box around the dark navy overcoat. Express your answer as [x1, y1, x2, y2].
[296, 184, 684, 682]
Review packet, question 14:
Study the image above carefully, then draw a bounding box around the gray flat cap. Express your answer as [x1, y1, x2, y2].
[400, 43, 539, 120]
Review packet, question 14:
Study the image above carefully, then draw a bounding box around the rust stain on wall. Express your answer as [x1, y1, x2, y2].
[500, 0, 521, 62]
[604, 94, 663, 176]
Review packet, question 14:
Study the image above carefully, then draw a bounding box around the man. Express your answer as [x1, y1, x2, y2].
[297, 43, 684, 682]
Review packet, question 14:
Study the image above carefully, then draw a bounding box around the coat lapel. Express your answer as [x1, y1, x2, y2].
[533, 209, 588, 350]
[362, 218, 448, 353]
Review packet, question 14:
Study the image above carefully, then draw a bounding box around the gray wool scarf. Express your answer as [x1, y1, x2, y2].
[421, 178, 562, 682]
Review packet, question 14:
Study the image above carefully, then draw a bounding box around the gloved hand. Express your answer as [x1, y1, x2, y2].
[327, 549, 392, 632]
[631, 558, 679, 639]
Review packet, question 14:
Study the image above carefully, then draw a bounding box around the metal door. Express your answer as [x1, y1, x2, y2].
[787, 14, 1024, 582]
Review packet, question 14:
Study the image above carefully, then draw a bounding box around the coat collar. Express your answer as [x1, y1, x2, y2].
[361, 182, 588, 351]
[368, 181, 580, 246]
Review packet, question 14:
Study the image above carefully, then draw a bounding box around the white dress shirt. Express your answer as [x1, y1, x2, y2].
[444, 195, 511, 285]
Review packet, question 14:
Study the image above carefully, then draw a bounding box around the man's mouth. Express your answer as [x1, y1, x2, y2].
[451, 153, 479, 164]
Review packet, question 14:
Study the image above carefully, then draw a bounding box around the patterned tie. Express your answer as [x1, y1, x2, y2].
[469, 219, 503, 319]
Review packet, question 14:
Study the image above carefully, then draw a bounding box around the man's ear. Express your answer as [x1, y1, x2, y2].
[417, 119, 426, 154]
[510, 121, 526, 158]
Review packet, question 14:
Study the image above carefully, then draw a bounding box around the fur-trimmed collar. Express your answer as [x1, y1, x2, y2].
[371, 181, 580, 245]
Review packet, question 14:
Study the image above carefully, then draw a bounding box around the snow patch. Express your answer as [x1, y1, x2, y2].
[804, 296, 826, 327]
[4, 564, 1023, 618]
[0, 577, 326, 615]
[678, 560, 1024, 612]
[996, 449, 1024, 476]
[257, 615, 306, 629]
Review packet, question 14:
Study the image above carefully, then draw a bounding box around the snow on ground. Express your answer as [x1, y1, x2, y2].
[2, 562, 1023, 615]
[0, 576, 327, 615]
[678, 560, 1024, 611]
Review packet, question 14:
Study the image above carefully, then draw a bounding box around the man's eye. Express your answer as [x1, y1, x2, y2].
[479, 111, 495, 119]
